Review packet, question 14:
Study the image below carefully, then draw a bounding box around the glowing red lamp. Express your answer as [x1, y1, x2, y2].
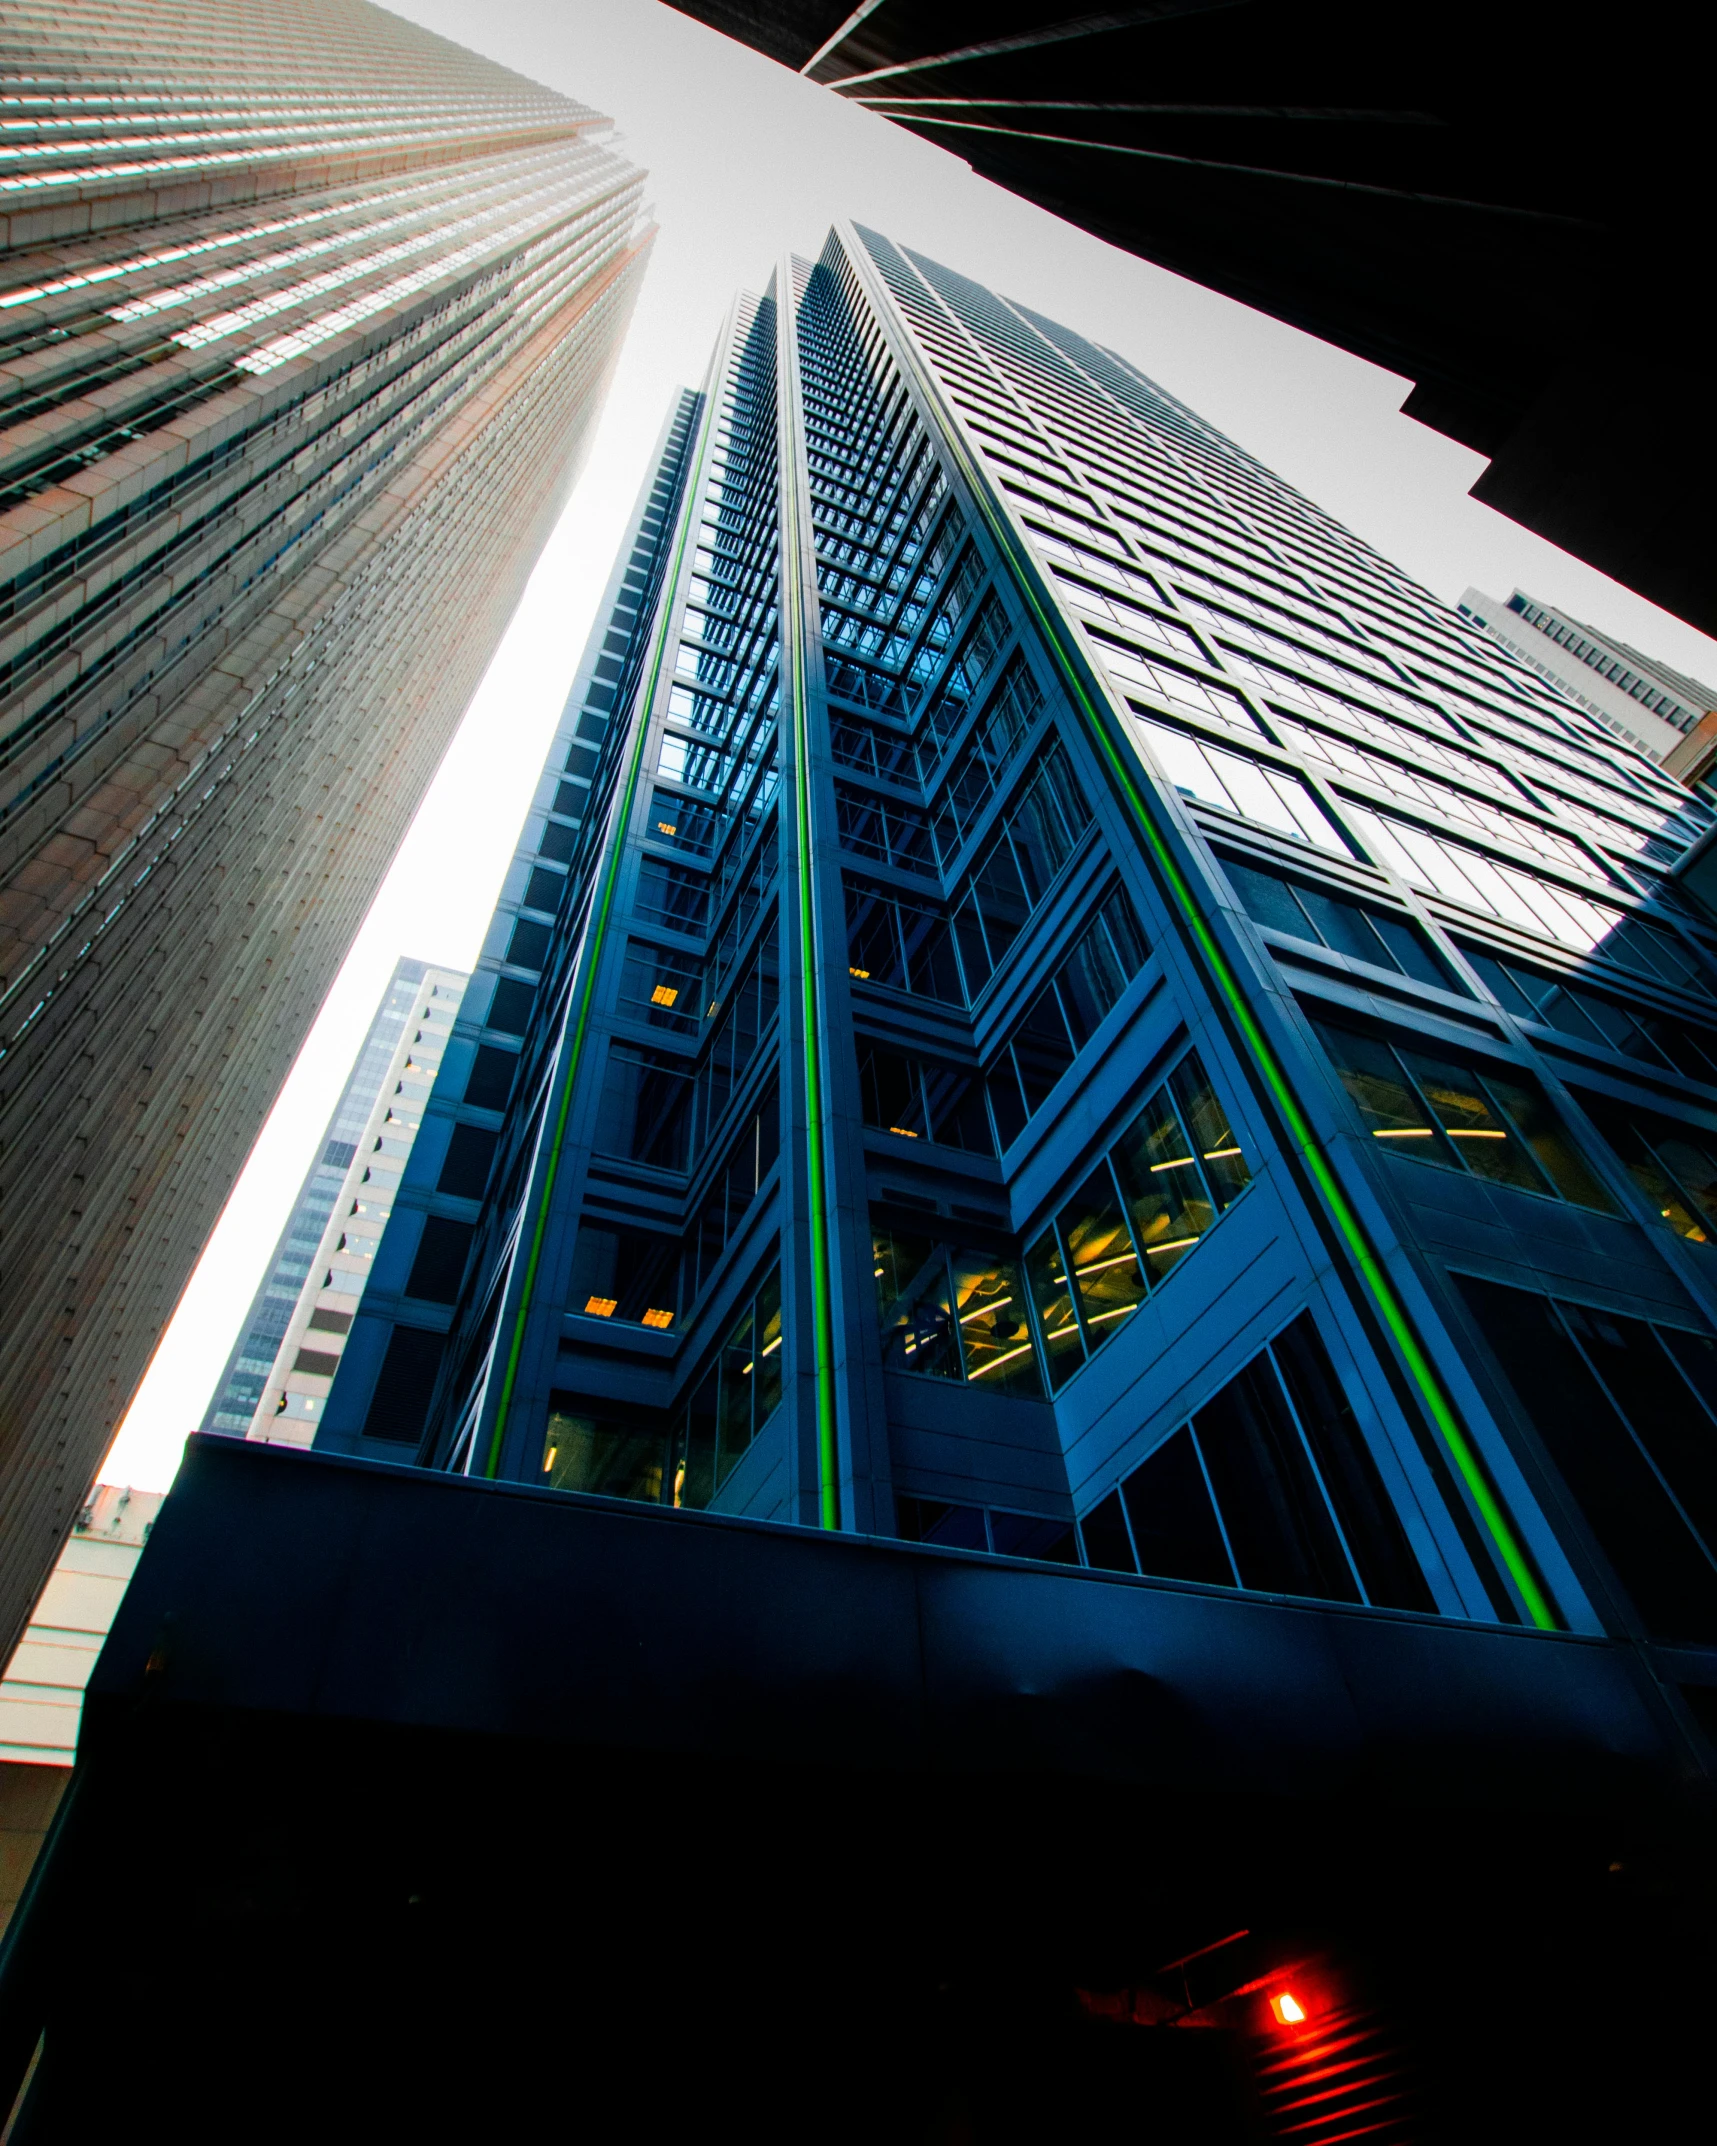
[1269, 1993, 1307, 2025]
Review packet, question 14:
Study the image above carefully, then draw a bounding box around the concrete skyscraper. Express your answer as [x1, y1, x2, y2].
[14, 230, 1714, 2132]
[0, 0, 652, 1651]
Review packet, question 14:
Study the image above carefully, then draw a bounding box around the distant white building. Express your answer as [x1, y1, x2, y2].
[0, 1485, 164, 1931]
[199, 959, 469, 1446]
[1460, 587, 1717, 766]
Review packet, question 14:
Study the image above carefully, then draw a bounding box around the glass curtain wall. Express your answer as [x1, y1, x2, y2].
[333, 224, 1717, 1655]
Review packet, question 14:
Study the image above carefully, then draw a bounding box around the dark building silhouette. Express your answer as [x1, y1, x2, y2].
[0, 0, 651, 1654]
[667, 1, 1712, 640]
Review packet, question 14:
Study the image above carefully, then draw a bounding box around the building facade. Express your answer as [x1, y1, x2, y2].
[325, 224, 1717, 1690]
[0, 0, 652, 1652]
[1460, 586, 1717, 767]
[200, 958, 467, 1444]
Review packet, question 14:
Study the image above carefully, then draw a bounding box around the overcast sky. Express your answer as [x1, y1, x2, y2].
[102, 0, 1717, 1490]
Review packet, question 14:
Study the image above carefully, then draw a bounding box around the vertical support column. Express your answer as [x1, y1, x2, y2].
[773, 257, 896, 1534]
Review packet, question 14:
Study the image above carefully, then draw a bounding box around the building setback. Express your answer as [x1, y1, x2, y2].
[199, 958, 467, 1444]
[0, 0, 652, 1653]
[12, 224, 1716, 2137]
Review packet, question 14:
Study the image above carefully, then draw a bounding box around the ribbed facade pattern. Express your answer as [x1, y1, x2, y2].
[328, 228, 1717, 1687]
[0, 0, 652, 1650]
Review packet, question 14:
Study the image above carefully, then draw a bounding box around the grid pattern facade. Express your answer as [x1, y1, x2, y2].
[0, 0, 651, 1652]
[330, 225, 1717, 1672]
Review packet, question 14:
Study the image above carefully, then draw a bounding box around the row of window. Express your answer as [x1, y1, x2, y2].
[840, 745, 1096, 1010]
[1310, 1014, 1614, 1210]
[986, 888, 1150, 1147]
[592, 927, 779, 1174]
[1079, 1315, 1433, 1612]
[870, 1050, 1252, 1399]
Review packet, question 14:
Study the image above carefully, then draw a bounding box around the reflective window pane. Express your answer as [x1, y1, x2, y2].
[1193, 1357, 1361, 1602]
[1059, 1165, 1148, 1349]
[1012, 988, 1076, 1114]
[1483, 1073, 1615, 1211]
[1312, 1019, 1449, 1157]
[1169, 1052, 1253, 1209]
[717, 1306, 755, 1482]
[1120, 1429, 1234, 1587]
[1078, 1490, 1138, 1573]
[951, 1249, 1044, 1399]
[1397, 1047, 1544, 1192]
[1025, 1226, 1085, 1389]
[754, 1269, 784, 1424]
[874, 1230, 959, 1380]
[1111, 1087, 1213, 1277]
[542, 1408, 667, 1505]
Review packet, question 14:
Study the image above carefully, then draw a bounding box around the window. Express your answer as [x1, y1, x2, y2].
[404, 1218, 474, 1305]
[672, 1268, 784, 1507]
[857, 1043, 993, 1154]
[835, 782, 937, 872]
[1463, 947, 1717, 1085]
[950, 746, 1093, 994]
[985, 890, 1150, 1146]
[1077, 1314, 1434, 1613]
[541, 1403, 668, 1505]
[844, 879, 964, 1003]
[486, 978, 535, 1036]
[463, 1045, 516, 1112]
[1459, 1278, 1717, 1640]
[363, 1326, 445, 1446]
[921, 652, 1042, 847]
[1133, 715, 1341, 850]
[694, 927, 779, 1149]
[618, 940, 702, 1034]
[1591, 1102, 1717, 1245]
[1311, 1014, 1614, 1210]
[872, 1229, 1046, 1400]
[684, 1085, 780, 1304]
[438, 1125, 497, 1200]
[897, 1496, 1075, 1563]
[566, 1222, 681, 1329]
[1224, 857, 1451, 990]
[634, 857, 709, 936]
[1343, 803, 1712, 994]
[593, 1044, 695, 1172]
[1022, 1051, 1251, 1387]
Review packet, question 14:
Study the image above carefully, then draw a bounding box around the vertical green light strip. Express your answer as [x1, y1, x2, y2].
[780, 309, 843, 1531]
[483, 401, 715, 1479]
[893, 302, 1554, 1628]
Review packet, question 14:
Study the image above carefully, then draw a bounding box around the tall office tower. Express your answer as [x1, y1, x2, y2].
[232, 225, 1717, 2126]
[200, 958, 467, 1444]
[0, 0, 652, 1651]
[328, 218, 1717, 1678]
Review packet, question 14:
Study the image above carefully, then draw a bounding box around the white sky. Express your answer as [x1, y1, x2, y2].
[102, 0, 1717, 1491]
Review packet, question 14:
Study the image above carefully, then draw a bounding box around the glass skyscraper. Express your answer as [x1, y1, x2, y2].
[0, 0, 651, 1653]
[323, 222, 1717, 1674]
